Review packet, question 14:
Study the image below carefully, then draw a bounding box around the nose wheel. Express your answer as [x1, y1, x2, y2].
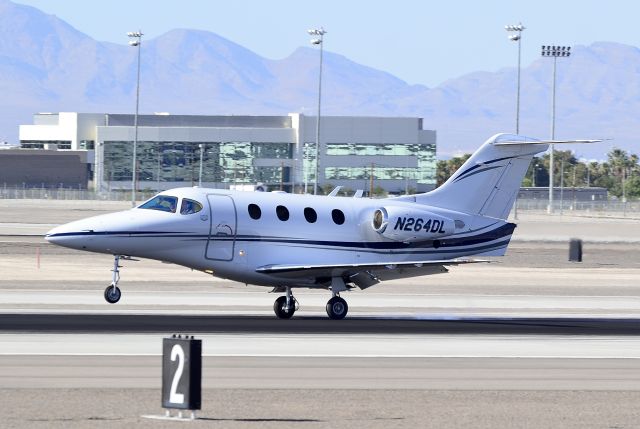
[105, 255, 122, 304]
[104, 285, 121, 304]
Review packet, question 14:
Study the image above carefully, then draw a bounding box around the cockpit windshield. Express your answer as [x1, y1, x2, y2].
[139, 195, 178, 213]
[180, 198, 203, 215]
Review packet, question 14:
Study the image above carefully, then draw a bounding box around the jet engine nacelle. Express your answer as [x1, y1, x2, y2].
[371, 206, 455, 242]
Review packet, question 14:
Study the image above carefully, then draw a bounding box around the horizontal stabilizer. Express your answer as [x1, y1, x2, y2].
[494, 139, 603, 146]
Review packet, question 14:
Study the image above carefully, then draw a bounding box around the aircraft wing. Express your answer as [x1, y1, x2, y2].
[256, 258, 489, 289]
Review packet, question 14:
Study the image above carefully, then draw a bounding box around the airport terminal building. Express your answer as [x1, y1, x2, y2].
[18, 112, 437, 193]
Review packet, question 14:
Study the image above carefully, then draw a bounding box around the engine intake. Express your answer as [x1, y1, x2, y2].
[372, 206, 455, 242]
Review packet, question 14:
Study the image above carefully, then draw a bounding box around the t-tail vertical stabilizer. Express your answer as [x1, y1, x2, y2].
[413, 133, 549, 220]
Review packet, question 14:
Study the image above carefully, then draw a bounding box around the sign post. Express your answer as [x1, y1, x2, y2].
[161, 334, 202, 419]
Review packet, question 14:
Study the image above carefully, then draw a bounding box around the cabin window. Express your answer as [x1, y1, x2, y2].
[180, 198, 203, 215]
[332, 209, 345, 225]
[304, 207, 317, 223]
[248, 204, 262, 220]
[139, 195, 178, 213]
[276, 205, 290, 221]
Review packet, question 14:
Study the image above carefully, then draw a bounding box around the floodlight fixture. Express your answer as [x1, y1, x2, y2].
[308, 28, 327, 36]
[541, 45, 572, 57]
[505, 24, 525, 32]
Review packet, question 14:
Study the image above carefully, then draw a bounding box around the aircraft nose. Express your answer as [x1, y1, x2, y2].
[45, 222, 91, 249]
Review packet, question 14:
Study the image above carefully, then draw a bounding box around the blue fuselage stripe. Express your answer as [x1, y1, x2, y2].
[47, 224, 515, 253]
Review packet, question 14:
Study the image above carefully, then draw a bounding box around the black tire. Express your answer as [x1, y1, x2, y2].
[104, 285, 121, 304]
[326, 296, 348, 320]
[273, 295, 295, 319]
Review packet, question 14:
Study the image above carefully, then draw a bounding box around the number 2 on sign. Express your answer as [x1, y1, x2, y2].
[169, 344, 185, 404]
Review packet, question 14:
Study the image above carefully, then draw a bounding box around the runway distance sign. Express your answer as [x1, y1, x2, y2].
[161, 335, 202, 410]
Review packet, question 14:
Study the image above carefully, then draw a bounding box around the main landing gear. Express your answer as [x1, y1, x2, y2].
[273, 287, 297, 319]
[272, 287, 350, 320]
[326, 294, 348, 320]
[104, 255, 122, 304]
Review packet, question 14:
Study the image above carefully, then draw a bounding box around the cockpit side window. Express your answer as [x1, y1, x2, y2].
[139, 195, 178, 213]
[180, 198, 203, 215]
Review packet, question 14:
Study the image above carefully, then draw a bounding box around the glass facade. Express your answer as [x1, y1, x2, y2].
[80, 140, 95, 150]
[302, 142, 317, 183]
[324, 143, 436, 184]
[103, 141, 292, 186]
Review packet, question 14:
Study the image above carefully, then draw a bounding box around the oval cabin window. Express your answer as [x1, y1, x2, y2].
[331, 209, 345, 225]
[276, 205, 290, 221]
[248, 204, 262, 220]
[304, 207, 317, 223]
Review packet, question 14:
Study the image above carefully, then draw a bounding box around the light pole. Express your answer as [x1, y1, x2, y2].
[505, 23, 525, 134]
[308, 27, 326, 195]
[560, 159, 565, 215]
[541, 45, 571, 214]
[128, 30, 143, 207]
[198, 143, 204, 187]
[303, 142, 308, 194]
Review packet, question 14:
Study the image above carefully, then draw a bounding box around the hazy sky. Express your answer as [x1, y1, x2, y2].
[13, 0, 640, 87]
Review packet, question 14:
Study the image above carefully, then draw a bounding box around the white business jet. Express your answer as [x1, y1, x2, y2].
[45, 133, 597, 319]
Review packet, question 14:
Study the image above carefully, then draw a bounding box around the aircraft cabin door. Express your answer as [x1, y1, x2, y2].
[205, 194, 237, 261]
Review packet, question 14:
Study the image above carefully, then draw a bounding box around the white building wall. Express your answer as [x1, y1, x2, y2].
[20, 112, 106, 150]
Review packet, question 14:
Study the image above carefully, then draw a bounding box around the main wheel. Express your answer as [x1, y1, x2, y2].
[326, 296, 348, 320]
[104, 285, 121, 304]
[273, 295, 295, 319]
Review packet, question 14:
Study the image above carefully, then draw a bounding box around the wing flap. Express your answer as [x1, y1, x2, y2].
[256, 258, 488, 275]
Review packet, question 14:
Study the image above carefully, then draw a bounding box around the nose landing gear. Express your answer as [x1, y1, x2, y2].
[104, 255, 122, 304]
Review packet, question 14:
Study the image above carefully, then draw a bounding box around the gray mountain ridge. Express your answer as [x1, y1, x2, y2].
[0, 0, 635, 159]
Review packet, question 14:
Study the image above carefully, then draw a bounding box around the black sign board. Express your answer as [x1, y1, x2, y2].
[161, 335, 202, 410]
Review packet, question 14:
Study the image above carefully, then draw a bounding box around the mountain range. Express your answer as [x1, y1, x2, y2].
[0, 0, 637, 159]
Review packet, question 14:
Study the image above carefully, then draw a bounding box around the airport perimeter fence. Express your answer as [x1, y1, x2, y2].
[0, 186, 156, 202]
[513, 198, 640, 218]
